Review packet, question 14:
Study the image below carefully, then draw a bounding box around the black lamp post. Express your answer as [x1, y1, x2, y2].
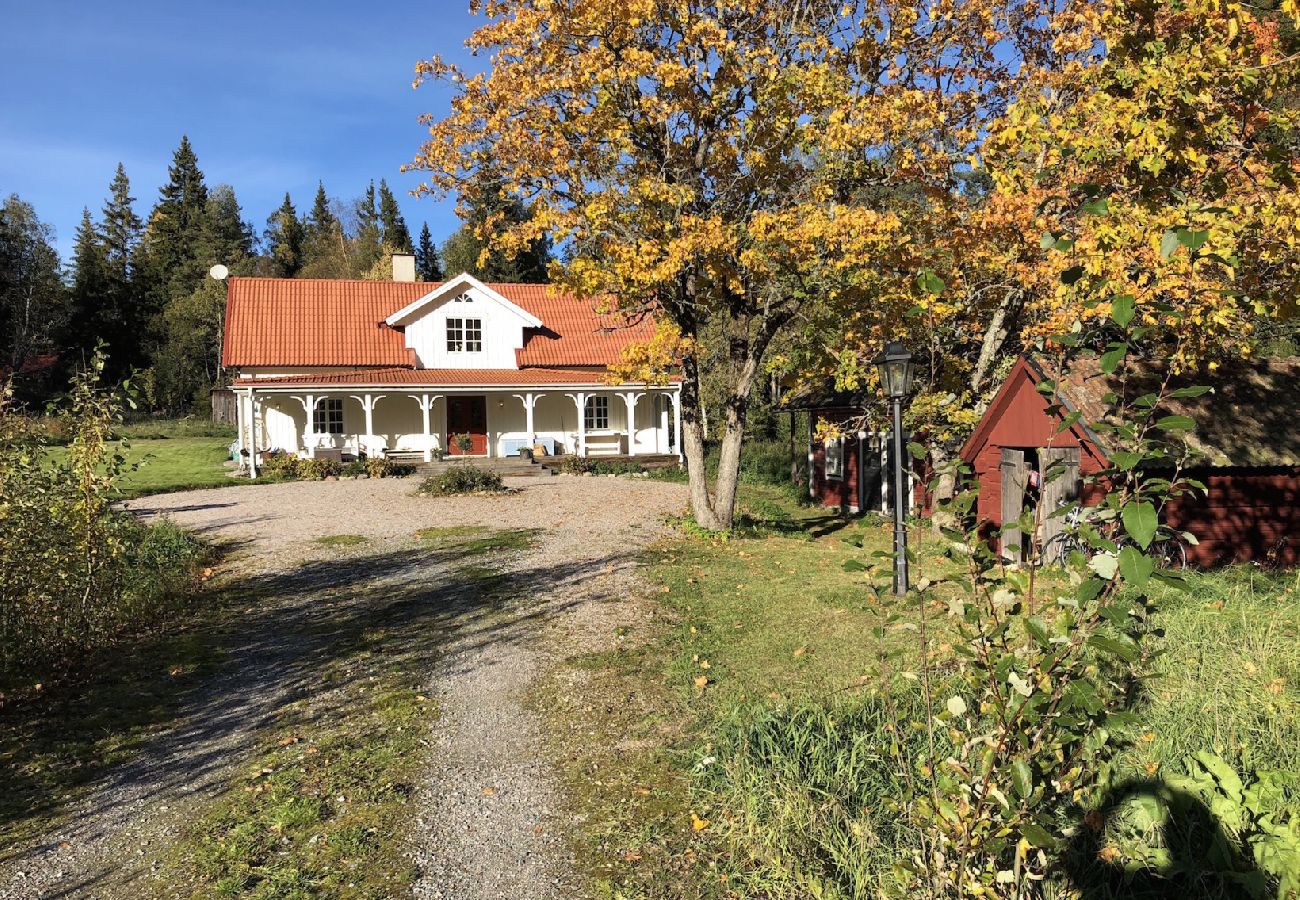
[875, 341, 916, 595]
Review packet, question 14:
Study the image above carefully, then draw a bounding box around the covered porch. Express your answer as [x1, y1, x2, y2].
[234, 383, 682, 475]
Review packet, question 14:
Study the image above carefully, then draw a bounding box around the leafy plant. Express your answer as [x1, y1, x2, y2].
[452, 432, 474, 455]
[416, 465, 506, 496]
[296, 458, 341, 480]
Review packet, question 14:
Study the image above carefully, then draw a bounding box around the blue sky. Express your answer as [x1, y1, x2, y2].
[0, 0, 483, 260]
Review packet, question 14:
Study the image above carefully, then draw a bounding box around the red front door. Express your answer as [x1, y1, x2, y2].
[446, 396, 488, 455]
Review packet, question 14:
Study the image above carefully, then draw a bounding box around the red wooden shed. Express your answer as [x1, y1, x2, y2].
[960, 354, 1300, 568]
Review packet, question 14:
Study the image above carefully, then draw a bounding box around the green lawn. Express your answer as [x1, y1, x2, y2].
[47, 435, 243, 498]
[539, 482, 1300, 899]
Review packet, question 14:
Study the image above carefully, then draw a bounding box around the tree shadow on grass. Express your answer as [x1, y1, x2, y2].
[1061, 778, 1270, 900]
[0, 537, 639, 895]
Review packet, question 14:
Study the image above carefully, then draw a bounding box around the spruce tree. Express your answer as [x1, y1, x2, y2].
[201, 184, 254, 267]
[378, 179, 413, 253]
[301, 182, 347, 277]
[140, 136, 209, 328]
[415, 222, 442, 281]
[353, 181, 383, 276]
[67, 207, 110, 361]
[97, 164, 146, 373]
[264, 192, 304, 277]
[439, 173, 550, 282]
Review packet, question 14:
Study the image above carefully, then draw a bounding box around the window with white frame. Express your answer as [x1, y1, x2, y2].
[825, 436, 845, 480]
[584, 395, 609, 430]
[313, 398, 344, 434]
[446, 317, 483, 353]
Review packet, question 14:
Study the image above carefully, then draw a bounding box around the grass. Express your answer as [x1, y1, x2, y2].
[416, 525, 537, 555]
[314, 534, 369, 547]
[538, 480, 1300, 898]
[46, 435, 244, 498]
[160, 529, 527, 898]
[0, 564, 230, 858]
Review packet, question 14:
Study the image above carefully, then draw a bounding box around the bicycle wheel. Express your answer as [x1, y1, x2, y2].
[1153, 538, 1187, 571]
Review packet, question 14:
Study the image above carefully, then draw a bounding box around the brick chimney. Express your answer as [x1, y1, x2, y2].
[392, 253, 416, 282]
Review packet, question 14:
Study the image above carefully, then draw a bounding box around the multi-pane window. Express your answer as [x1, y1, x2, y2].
[584, 395, 609, 430]
[446, 317, 483, 353]
[313, 398, 344, 434]
[825, 437, 844, 480]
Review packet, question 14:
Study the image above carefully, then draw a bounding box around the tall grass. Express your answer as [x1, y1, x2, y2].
[700, 696, 933, 899]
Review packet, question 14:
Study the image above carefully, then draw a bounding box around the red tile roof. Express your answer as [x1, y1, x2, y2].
[230, 367, 662, 387]
[221, 278, 654, 369]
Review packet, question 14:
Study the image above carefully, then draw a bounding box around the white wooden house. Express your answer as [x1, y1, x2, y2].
[223, 257, 682, 474]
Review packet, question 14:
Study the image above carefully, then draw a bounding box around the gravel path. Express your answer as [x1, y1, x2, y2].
[0, 474, 686, 900]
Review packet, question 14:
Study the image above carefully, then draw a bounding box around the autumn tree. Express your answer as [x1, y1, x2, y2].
[410, 0, 1062, 529]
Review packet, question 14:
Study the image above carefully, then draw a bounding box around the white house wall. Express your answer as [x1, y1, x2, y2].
[245, 389, 676, 459]
[401, 288, 526, 369]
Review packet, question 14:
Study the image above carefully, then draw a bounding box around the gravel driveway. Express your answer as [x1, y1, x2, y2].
[0, 474, 686, 899]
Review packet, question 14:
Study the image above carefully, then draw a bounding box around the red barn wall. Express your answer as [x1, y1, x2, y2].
[1166, 468, 1300, 567]
[807, 408, 926, 514]
[964, 358, 1300, 568]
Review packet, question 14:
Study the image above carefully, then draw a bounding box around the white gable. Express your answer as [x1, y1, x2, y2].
[386, 273, 543, 370]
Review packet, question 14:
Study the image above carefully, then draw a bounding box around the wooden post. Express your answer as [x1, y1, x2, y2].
[1000, 448, 1028, 563]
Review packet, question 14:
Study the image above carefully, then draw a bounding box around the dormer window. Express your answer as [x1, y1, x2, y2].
[447, 317, 483, 353]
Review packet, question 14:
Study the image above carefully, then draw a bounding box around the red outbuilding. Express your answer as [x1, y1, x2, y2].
[960, 354, 1300, 568]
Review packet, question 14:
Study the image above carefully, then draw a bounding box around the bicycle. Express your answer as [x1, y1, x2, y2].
[1038, 506, 1188, 571]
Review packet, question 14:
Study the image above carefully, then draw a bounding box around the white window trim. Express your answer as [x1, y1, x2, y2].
[446, 317, 484, 353]
[313, 397, 344, 435]
[584, 395, 610, 431]
[825, 436, 845, 481]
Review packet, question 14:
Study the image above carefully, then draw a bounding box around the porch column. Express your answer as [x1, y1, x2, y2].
[671, 390, 683, 462]
[512, 393, 543, 445]
[617, 391, 643, 456]
[350, 394, 384, 456]
[565, 392, 588, 457]
[408, 393, 442, 462]
[246, 388, 259, 478]
[302, 393, 316, 453]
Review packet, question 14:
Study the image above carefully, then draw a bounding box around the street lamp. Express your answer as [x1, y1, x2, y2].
[875, 341, 915, 594]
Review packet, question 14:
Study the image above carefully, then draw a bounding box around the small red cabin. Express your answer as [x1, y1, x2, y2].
[798, 403, 926, 517]
[961, 355, 1300, 568]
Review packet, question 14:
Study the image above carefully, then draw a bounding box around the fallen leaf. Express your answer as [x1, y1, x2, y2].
[691, 812, 709, 831]
[482, 787, 497, 796]
[278, 736, 300, 746]
[792, 646, 806, 657]
[693, 675, 709, 690]
[623, 850, 643, 862]
[699, 659, 711, 670]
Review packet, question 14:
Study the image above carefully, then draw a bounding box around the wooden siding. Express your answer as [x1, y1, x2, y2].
[963, 356, 1300, 568]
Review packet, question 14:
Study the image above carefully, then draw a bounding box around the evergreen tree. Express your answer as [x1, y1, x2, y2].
[201, 184, 254, 267]
[301, 181, 347, 277]
[415, 222, 442, 281]
[97, 163, 146, 374]
[352, 181, 383, 276]
[67, 208, 111, 362]
[378, 179, 413, 253]
[264, 192, 304, 277]
[139, 136, 209, 332]
[439, 174, 550, 282]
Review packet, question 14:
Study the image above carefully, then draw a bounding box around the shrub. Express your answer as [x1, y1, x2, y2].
[416, 464, 506, 496]
[260, 451, 300, 478]
[297, 458, 341, 480]
[0, 356, 207, 680]
[363, 456, 413, 478]
[341, 459, 367, 477]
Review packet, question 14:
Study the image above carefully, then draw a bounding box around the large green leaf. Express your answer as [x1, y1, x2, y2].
[1012, 758, 1034, 799]
[1119, 545, 1155, 587]
[1110, 294, 1136, 327]
[1160, 230, 1181, 260]
[1122, 501, 1158, 549]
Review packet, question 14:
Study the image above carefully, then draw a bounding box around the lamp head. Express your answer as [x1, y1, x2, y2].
[874, 341, 915, 400]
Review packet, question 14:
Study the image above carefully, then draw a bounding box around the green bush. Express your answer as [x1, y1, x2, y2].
[416, 464, 506, 496]
[260, 451, 300, 478]
[341, 459, 366, 477]
[561, 457, 649, 476]
[297, 458, 341, 480]
[0, 358, 208, 680]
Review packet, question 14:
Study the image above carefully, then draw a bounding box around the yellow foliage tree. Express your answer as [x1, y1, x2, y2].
[409, 0, 1070, 529]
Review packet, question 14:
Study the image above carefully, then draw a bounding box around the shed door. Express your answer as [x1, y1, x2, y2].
[1039, 447, 1082, 550]
[1000, 449, 1027, 563]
